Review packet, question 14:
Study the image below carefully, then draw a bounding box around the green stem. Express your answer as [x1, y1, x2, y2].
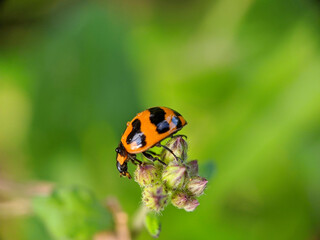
[131, 204, 150, 239]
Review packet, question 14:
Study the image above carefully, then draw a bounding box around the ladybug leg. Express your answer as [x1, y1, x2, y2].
[132, 158, 142, 165]
[142, 152, 167, 166]
[171, 134, 187, 139]
[145, 150, 160, 156]
[130, 159, 138, 165]
[155, 143, 181, 162]
[128, 154, 142, 165]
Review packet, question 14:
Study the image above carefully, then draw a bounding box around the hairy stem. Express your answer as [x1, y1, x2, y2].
[131, 204, 150, 239]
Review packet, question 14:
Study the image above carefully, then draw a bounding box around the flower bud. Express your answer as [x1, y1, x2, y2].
[171, 192, 188, 209]
[186, 160, 199, 177]
[186, 176, 208, 197]
[134, 164, 161, 187]
[142, 184, 169, 212]
[184, 198, 200, 212]
[161, 136, 188, 163]
[171, 192, 200, 212]
[162, 161, 186, 190]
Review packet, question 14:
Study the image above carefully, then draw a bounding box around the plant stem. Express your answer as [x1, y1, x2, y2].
[131, 204, 150, 239]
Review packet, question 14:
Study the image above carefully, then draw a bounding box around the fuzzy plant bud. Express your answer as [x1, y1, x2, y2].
[161, 136, 188, 163]
[186, 176, 208, 197]
[142, 184, 169, 212]
[134, 164, 161, 187]
[162, 161, 187, 190]
[171, 192, 188, 209]
[171, 192, 200, 212]
[186, 160, 199, 177]
[184, 197, 200, 212]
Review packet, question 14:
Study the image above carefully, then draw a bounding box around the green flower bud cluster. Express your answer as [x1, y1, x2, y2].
[134, 136, 208, 213]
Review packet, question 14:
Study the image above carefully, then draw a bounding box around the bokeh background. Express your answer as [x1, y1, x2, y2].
[1, 0, 320, 239]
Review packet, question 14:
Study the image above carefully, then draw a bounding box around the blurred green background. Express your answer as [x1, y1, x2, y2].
[1, 0, 320, 239]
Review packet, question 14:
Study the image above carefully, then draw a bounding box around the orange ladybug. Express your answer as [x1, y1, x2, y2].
[115, 107, 187, 178]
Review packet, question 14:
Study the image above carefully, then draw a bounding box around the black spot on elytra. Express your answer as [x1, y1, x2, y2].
[126, 119, 146, 148]
[173, 109, 181, 117]
[157, 120, 170, 133]
[172, 116, 182, 129]
[149, 107, 170, 134]
[149, 107, 166, 125]
[132, 119, 141, 130]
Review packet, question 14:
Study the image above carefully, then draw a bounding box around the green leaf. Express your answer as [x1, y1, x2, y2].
[32, 186, 113, 240]
[144, 211, 161, 238]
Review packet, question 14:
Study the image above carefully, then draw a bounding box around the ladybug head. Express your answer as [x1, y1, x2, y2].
[116, 161, 131, 179]
[115, 142, 131, 178]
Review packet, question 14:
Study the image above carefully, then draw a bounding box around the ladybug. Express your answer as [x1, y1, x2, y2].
[115, 107, 187, 178]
